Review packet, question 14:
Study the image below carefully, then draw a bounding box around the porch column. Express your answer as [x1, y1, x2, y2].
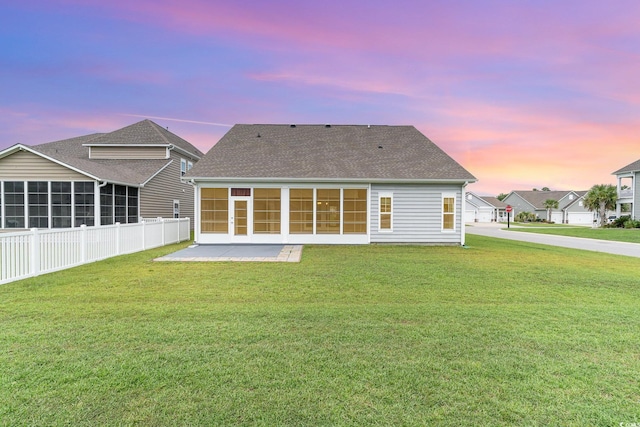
[281, 187, 289, 243]
[616, 176, 622, 217]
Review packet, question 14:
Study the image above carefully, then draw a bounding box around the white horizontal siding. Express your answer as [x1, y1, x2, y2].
[370, 184, 463, 244]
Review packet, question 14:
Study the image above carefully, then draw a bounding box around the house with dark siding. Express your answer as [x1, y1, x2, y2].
[185, 124, 476, 245]
[0, 120, 202, 229]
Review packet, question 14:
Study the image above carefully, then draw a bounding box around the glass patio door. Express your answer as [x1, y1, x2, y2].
[230, 197, 251, 241]
[234, 200, 247, 235]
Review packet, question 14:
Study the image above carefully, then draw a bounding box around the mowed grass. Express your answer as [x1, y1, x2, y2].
[507, 224, 640, 243]
[2, 236, 640, 426]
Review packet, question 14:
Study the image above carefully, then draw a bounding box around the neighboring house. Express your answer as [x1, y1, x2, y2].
[184, 124, 477, 245]
[464, 192, 508, 222]
[502, 190, 593, 224]
[613, 159, 640, 219]
[0, 120, 203, 229]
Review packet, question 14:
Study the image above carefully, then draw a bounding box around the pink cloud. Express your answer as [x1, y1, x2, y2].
[419, 101, 635, 195]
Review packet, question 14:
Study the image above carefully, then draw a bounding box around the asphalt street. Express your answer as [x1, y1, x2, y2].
[466, 223, 640, 258]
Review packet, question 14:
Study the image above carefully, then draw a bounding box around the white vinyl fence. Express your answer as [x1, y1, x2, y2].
[0, 218, 190, 285]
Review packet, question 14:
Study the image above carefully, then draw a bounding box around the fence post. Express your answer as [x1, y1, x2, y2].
[141, 219, 146, 250]
[30, 228, 41, 277]
[80, 224, 87, 263]
[161, 218, 166, 246]
[115, 222, 121, 255]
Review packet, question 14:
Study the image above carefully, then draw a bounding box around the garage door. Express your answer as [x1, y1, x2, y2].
[551, 212, 563, 224]
[567, 212, 594, 225]
[465, 209, 476, 223]
[477, 210, 492, 223]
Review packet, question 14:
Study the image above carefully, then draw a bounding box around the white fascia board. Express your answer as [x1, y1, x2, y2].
[0, 144, 26, 158]
[167, 145, 202, 160]
[105, 179, 143, 188]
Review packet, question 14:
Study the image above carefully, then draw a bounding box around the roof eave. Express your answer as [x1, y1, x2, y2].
[185, 176, 476, 184]
[613, 169, 637, 176]
[141, 160, 173, 186]
[168, 144, 202, 160]
[83, 143, 169, 148]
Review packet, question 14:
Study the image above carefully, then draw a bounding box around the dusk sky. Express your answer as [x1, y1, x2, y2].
[2, 0, 639, 195]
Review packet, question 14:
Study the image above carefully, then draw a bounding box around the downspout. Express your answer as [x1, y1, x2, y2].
[461, 181, 469, 246]
[96, 180, 108, 226]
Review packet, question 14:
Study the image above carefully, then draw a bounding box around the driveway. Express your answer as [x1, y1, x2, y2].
[466, 223, 640, 258]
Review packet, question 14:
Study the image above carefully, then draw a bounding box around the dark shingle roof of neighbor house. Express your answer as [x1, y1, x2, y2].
[83, 119, 204, 158]
[29, 120, 202, 186]
[509, 190, 585, 209]
[613, 159, 640, 174]
[187, 124, 476, 181]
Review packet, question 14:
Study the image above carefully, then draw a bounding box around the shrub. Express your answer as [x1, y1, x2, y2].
[515, 212, 536, 222]
[623, 219, 640, 229]
[610, 215, 631, 228]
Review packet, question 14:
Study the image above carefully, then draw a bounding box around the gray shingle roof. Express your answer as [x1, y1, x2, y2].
[84, 119, 204, 158]
[613, 159, 640, 175]
[479, 196, 508, 208]
[187, 124, 476, 181]
[29, 120, 200, 186]
[509, 190, 582, 209]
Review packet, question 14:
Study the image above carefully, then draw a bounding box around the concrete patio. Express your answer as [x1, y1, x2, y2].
[154, 244, 303, 262]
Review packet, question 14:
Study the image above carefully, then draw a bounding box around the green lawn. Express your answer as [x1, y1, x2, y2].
[2, 237, 640, 426]
[507, 224, 640, 243]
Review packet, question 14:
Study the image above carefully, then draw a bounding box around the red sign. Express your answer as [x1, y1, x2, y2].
[505, 205, 513, 213]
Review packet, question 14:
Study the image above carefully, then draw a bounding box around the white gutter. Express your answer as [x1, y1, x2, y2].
[185, 176, 477, 184]
[140, 160, 173, 187]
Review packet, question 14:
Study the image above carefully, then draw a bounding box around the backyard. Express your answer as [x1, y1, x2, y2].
[1, 235, 640, 425]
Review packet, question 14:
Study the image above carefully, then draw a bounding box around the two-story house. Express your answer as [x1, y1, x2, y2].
[613, 159, 640, 219]
[0, 119, 203, 229]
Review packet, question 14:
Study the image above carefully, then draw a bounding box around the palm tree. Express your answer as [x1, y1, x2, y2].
[543, 199, 559, 222]
[584, 184, 618, 227]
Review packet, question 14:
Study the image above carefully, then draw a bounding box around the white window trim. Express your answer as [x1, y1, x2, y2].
[173, 199, 180, 219]
[378, 191, 393, 232]
[442, 192, 456, 232]
[180, 158, 187, 176]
